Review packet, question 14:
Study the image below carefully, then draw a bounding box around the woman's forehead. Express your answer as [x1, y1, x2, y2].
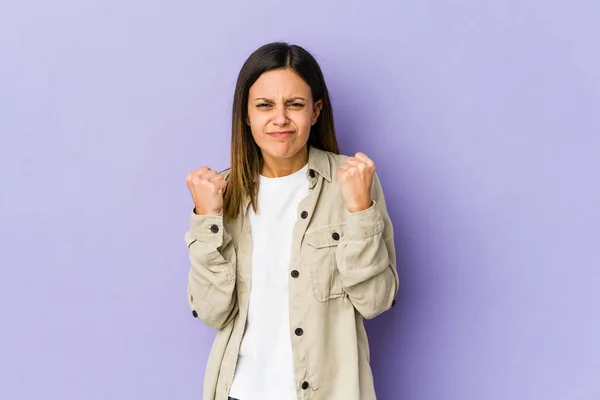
[249, 69, 311, 98]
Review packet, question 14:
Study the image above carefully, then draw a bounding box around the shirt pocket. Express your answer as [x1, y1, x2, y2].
[304, 224, 347, 302]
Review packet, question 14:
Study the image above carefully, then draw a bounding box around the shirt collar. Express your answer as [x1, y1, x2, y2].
[307, 145, 332, 183]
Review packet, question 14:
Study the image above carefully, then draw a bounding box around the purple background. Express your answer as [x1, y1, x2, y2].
[1, 1, 599, 399]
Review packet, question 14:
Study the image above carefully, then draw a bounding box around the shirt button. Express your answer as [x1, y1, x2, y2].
[309, 170, 316, 178]
[291, 270, 299, 278]
[192, 310, 198, 318]
[302, 381, 309, 390]
[295, 328, 304, 336]
[210, 224, 219, 233]
[332, 232, 340, 241]
[300, 211, 308, 219]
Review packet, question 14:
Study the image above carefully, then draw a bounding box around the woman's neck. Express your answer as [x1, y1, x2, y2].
[261, 147, 309, 178]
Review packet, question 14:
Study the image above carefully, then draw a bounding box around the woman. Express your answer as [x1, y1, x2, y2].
[184, 42, 398, 400]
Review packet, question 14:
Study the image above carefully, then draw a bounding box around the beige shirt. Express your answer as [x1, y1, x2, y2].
[185, 146, 399, 400]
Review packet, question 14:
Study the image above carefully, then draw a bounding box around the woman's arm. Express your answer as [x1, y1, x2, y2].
[185, 211, 238, 330]
[335, 172, 399, 319]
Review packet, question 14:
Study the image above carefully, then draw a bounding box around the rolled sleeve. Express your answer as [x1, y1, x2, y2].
[187, 210, 229, 247]
[344, 201, 385, 241]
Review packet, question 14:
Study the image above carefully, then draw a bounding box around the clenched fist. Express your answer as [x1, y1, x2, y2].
[186, 167, 227, 215]
[338, 152, 376, 213]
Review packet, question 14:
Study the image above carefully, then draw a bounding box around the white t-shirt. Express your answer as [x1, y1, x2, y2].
[229, 164, 309, 400]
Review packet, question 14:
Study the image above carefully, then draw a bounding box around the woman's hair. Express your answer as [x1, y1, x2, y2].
[223, 42, 339, 220]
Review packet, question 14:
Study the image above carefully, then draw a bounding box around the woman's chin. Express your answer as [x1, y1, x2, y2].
[261, 141, 308, 161]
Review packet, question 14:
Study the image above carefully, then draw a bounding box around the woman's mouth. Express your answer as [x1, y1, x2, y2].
[267, 130, 295, 138]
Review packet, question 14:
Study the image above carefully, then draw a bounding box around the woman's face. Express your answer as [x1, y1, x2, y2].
[247, 68, 322, 168]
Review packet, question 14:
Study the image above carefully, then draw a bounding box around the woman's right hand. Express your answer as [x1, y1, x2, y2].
[186, 167, 227, 215]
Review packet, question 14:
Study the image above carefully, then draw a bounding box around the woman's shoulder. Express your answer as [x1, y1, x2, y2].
[310, 146, 350, 169]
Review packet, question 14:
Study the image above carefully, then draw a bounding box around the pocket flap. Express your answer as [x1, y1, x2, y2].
[304, 224, 346, 249]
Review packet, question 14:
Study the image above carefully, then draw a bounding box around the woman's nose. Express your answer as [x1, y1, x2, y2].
[273, 104, 289, 125]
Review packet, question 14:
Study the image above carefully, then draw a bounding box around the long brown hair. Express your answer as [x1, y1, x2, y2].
[223, 42, 340, 220]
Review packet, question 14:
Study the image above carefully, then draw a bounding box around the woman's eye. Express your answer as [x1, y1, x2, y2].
[289, 103, 304, 108]
[257, 103, 270, 108]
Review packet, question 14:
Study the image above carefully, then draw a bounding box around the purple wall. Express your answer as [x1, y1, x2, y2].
[1, 1, 599, 399]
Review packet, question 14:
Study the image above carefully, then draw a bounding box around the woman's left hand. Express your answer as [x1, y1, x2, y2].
[337, 152, 376, 213]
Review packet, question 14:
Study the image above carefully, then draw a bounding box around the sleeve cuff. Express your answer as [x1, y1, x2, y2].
[344, 201, 385, 240]
[189, 209, 227, 245]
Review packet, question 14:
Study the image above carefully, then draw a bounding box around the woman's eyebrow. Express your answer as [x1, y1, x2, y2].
[252, 97, 307, 102]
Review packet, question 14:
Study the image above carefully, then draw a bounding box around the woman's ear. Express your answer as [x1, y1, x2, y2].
[312, 100, 323, 125]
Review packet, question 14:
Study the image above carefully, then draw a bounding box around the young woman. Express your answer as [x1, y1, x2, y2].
[185, 42, 398, 400]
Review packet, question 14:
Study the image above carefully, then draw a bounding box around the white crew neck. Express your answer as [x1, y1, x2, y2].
[259, 163, 308, 184]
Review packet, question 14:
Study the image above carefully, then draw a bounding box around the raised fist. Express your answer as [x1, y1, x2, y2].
[186, 167, 227, 215]
[337, 152, 376, 213]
